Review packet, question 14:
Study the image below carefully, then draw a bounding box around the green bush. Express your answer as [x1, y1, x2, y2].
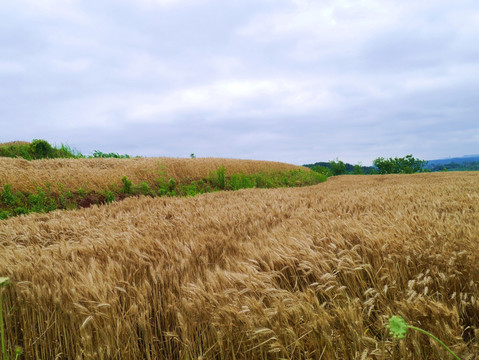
[121, 176, 133, 194]
[92, 150, 130, 159]
[57, 144, 83, 158]
[104, 191, 115, 203]
[353, 164, 364, 175]
[138, 182, 150, 196]
[373, 155, 427, 174]
[14, 207, 28, 216]
[229, 173, 255, 190]
[329, 159, 347, 176]
[208, 166, 226, 190]
[311, 165, 332, 177]
[28, 187, 47, 213]
[77, 187, 87, 197]
[1, 185, 15, 206]
[30, 139, 54, 159]
[0, 144, 32, 160]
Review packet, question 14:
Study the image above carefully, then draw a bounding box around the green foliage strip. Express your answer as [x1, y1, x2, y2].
[308, 155, 428, 177]
[0, 139, 130, 160]
[0, 167, 326, 220]
[373, 155, 427, 174]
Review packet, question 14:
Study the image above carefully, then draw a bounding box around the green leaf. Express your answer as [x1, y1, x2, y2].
[387, 315, 408, 339]
[0, 277, 10, 287]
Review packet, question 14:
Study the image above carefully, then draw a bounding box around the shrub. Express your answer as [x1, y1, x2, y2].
[104, 191, 115, 203]
[373, 155, 427, 174]
[92, 150, 130, 159]
[30, 139, 54, 159]
[353, 164, 364, 175]
[28, 187, 46, 213]
[329, 159, 347, 176]
[139, 182, 153, 196]
[311, 165, 332, 177]
[121, 176, 133, 194]
[229, 173, 255, 190]
[208, 166, 226, 190]
[1, 185, 15, 206]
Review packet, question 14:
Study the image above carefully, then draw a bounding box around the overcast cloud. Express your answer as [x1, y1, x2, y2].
[1, 0, 478, 165]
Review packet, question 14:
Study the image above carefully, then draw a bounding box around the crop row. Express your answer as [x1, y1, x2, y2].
[0, 167, 326, 219]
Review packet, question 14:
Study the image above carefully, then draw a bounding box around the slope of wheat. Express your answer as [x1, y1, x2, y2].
[1, 172, 478, 359]
[0, 141, 30, 147]
[0, 157, 304, 193]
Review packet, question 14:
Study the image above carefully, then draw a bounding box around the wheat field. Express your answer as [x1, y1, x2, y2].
[1, 171, 478, 359]
[0, 157, 304, 193]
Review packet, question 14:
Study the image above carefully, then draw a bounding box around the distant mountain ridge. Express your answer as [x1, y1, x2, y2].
[425, 154, 479, 167]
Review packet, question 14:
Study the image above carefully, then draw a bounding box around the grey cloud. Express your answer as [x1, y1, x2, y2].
[1, 0, 478, 165]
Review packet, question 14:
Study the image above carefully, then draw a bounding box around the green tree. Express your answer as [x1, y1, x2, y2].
[311, 165, 332, 177]
[373, 155, 427, 174]
[329, 159, 346, 176]
[30, 139, 53, 159]
[353, 163, 364, 175]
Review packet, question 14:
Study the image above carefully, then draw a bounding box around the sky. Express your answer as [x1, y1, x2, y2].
[1, 0, 478, 165]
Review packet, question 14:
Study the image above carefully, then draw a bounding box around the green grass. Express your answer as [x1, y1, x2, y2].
[0, 167, 327, 220]
[0, 140, 82, 160]
[0, 139, 131, 160]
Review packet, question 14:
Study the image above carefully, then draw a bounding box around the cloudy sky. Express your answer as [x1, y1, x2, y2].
[1, 0, 478, 165]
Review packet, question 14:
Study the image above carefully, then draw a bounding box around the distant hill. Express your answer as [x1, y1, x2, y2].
[425, 155, 479, 167]
[425, 155, 479, 172]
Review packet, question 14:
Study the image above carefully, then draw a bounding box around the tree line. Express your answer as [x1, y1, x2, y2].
[304, 155, 428, 177]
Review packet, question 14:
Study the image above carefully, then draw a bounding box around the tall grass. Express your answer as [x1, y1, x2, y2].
[0, 140, 81, 160]
[0, 172, 478, 359]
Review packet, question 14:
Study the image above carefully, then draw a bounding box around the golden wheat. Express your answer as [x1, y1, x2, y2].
[0, 157, 304, 193]
[1, 172, 478, 359]
[0, 141, 30, 147]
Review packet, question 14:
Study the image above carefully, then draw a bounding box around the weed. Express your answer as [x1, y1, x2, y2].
[77, 187, 88, 197]
[104, 191, 115, 204]
[13, 207, 27, 216]
[28, 187, 46, 213]
[139, 182, 153, 196]
[1, 277, 22, 360]
[121, 176, 133, 194]
[388, 316, 462, 360]
[1, 185, 15, 207]
[209, 166, 226, 190]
